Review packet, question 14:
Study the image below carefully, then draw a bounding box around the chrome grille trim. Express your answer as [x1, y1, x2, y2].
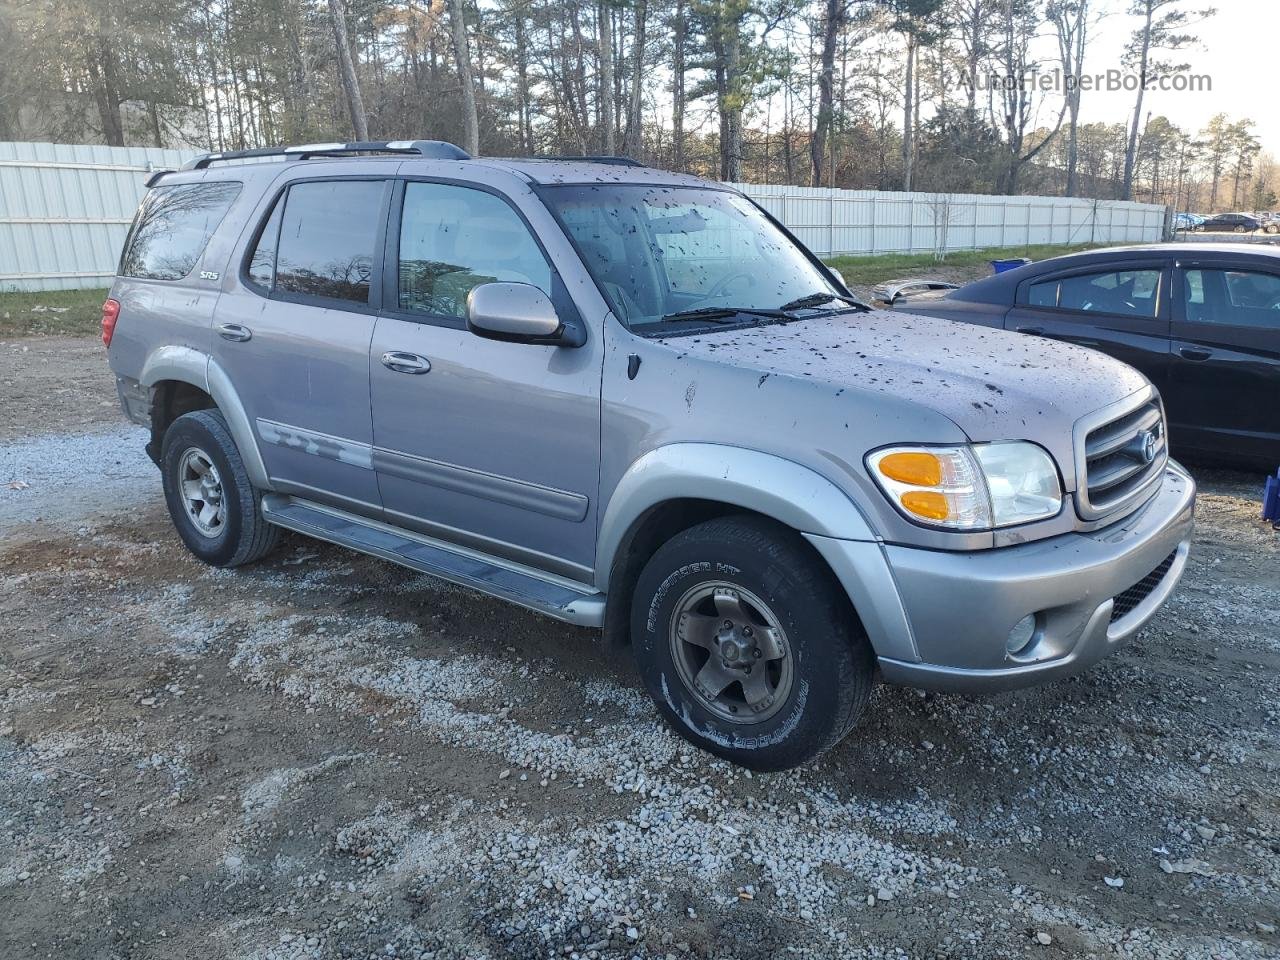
[1072, 386, 1168, 522]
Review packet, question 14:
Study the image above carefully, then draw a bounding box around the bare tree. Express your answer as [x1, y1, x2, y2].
[450, 0, 480, 154]
[671, 0, 686, 169]
[992, 0, 1065, 193]
[327, 0, 369, 141]
[1047, 0, 1099, 197]
[811, 0, 845, 186]
[1121, 0, 1212, 200]
[881, 0, 942, 191]
[622, 0, 648, 156]
[597, 2, 616, 153]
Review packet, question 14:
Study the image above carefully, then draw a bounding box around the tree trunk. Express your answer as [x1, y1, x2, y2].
[328, 0, 369, 141]
[623, 0, 647, 156]
[597, 2, 615, 154]
[671, 0, 685, 170]
[514, 10, 532, 153]
[713, 7, 743, 181]
[86, 58, 125, 147]
[1121, 0, 1153, 201]
[88, 24, 125, 147]
[448, 0, 479, 154]
[901, 31, 916, 191]
[811, 0, 839, 187]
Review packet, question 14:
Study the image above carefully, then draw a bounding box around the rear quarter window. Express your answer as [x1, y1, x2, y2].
[121, 181, 241, 280]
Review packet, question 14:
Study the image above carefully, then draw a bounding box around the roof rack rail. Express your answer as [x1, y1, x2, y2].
[182, 140, 471, 171]
[540, 155, 644, 167]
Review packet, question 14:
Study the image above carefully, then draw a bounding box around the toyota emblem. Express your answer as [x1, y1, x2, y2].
[1138, 430, 1157, 464]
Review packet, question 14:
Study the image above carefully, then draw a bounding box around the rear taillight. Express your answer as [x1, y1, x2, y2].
[101, 298, 121, 347]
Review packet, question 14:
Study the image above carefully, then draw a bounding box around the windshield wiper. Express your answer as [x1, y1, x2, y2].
[778, 291, 869, 312]
[660, 306, 792, 324]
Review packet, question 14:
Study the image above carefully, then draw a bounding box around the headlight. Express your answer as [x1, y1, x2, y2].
[972, 441, 1063, 527]
[867, 442, 1061, 530]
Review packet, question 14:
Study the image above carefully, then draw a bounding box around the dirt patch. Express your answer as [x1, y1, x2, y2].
[0, 336, 121, 441]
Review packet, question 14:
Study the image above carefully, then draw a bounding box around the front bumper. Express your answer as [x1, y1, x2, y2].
[809, 461, 1195, 693]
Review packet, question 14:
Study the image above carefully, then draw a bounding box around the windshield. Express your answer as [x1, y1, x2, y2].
[543, 184, 846, 330]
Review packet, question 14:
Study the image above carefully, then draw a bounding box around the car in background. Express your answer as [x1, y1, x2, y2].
[1173, 212, 1205, 232]
[890, 244, 1280, 466]
[1262, 213, 1280, 235]
[1200, 212, 1264, 233]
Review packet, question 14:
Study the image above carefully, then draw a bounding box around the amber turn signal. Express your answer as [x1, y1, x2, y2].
[900, 490, 950, 521]
[877, 451, 943, 487]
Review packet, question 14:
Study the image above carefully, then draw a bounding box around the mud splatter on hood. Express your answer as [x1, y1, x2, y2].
[661, 308, 1150, 440]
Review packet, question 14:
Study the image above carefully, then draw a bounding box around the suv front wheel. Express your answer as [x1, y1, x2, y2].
[631, 516, 874, 770]
[161, 410, 280, 567]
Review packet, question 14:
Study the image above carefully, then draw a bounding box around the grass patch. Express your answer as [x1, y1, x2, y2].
[0, 287, 109, 338]
[825, 243, 1104, 286]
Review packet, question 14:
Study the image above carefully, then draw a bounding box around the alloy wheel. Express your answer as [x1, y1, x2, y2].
[668, 582, 794, 724]
[178, 447, 227, 537]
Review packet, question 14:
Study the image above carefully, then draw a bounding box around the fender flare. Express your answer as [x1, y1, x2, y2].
[594, 443, 877, 591]
[139, 346, 272, 490]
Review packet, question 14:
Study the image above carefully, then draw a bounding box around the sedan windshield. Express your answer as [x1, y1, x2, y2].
[543, 184, 849, 331]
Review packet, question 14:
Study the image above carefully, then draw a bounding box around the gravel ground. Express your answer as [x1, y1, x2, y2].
[1, 347, 1278, 960]
[0, 425, 154, 535]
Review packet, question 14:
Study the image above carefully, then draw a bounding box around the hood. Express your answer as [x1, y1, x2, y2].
[662, 308, 1150, 445]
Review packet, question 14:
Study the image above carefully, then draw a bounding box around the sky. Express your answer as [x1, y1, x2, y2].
[1060, 0, 1275, 153]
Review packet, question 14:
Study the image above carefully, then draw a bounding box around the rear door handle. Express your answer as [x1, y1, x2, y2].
[217, 323, 252, 342]
[381, 351, 431, 375]
[1015, 325, 1045, 335]
[1179, 347, 1212, 362]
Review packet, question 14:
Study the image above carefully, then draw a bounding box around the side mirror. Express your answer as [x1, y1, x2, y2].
[466, 282, 569, 345]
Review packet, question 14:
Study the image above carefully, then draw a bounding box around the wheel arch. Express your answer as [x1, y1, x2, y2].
[139, 346, 270, 489]
[596, 444, 883, 647]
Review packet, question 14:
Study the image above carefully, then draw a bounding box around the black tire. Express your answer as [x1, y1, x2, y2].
[630, 515, 874, 771]
[160, 409, 279, 568]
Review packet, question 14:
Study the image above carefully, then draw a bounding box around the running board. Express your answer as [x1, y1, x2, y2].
[260, 495, 605, 627]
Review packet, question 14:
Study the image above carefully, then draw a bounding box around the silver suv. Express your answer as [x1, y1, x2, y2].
[104, 140, 1195, 770]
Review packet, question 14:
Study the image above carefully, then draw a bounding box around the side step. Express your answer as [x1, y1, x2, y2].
[260, 495, 606, 627]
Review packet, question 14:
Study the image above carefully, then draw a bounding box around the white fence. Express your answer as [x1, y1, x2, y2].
[0, 142, 196, 291]
[0, 141, 1169, 292]
[732, 183, 1169, 258]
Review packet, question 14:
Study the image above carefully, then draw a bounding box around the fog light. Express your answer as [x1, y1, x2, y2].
[1006, 615, 1037, 656]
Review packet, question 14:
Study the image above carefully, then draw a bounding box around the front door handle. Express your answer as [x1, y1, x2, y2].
[217, 323, 252, 342]
[1015, 325, 1045, 335]
[1179, 347, 1212, 362]
[381, 351, 431, 375]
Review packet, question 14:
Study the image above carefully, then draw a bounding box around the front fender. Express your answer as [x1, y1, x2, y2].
[595, 443, 918, 663]
[595, 443, 878, 590]
[139, 346, 271, 490]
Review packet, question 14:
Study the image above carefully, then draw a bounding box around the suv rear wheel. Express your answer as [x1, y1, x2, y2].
[630, 515, 874, 770]
[161, 410, 279, 567]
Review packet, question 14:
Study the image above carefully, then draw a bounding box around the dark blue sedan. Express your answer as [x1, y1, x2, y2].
[891, 244, 1280, 466]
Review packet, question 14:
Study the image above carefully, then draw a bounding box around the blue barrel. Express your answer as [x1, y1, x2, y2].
[990, 257, 1033, 274]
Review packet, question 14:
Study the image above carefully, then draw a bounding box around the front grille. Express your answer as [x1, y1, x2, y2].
[1081, 399, 1167, 518]
[1110, 550, 1177, 622]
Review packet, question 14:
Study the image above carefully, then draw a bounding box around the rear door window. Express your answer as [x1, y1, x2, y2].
[121, 181, 240, 280]
[1183, 268, 1280, 328]
[249, 180, 387, 305]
